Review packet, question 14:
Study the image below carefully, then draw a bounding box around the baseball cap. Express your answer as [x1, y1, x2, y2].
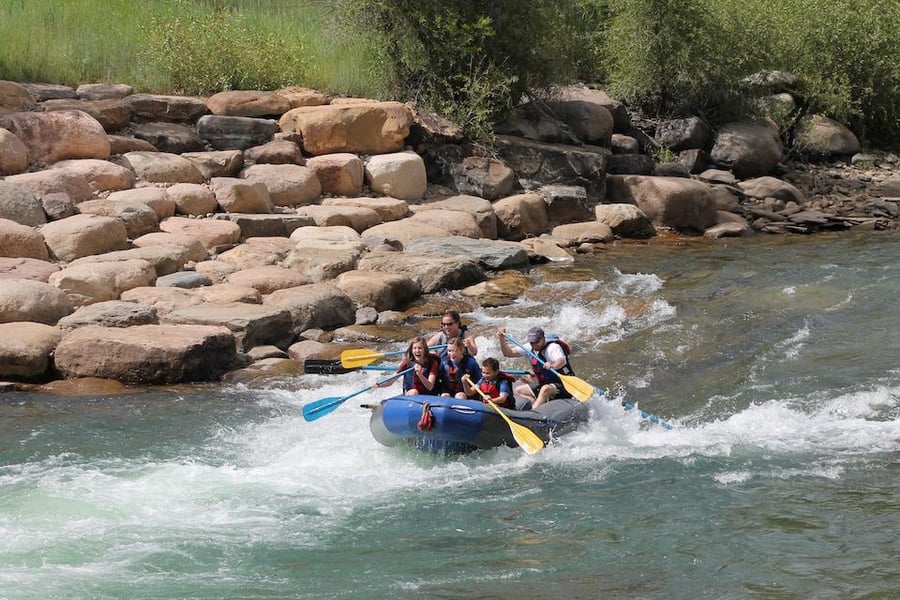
[526, 327, 545, 343]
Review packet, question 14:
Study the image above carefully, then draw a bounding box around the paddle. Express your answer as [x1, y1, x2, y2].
[503, 334, 595, 402]
[304, 359, 398, 375]
[622, 401, 675, 430]
[340, 345, 447, 369]
[302, 366, 414, 422]
[462, 375, 543, 455]
[306, 358, 529, 377]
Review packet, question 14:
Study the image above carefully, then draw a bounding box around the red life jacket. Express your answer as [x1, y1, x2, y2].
[530, 338, 574, 390]
[399, 353, 441, 394]
[478, 371, 516, 409]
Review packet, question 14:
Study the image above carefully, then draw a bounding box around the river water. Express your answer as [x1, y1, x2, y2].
[1, 231, 898, 599]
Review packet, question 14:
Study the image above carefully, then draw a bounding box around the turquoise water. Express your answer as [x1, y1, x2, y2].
[1, 232, 898, 599]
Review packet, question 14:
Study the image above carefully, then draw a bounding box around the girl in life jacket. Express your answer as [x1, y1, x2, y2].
[439, 337, 482, 399]
[378, 336, 440, 395]
[463, 357, 516, 409]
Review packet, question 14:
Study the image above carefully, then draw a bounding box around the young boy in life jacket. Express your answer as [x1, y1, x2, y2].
[497, 326, 575, 409]
[462, 357, 516, 410]
[439, 337, 483, 399]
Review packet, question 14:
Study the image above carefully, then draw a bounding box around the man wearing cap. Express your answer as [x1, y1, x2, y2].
[497, 326, 575, 409]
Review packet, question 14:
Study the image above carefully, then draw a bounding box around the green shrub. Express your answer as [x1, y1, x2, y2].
[599, 0, 765, 121]
[138, 0, 308, 95]
[333, 0, 594, 139]
[755, 0, 900, 144]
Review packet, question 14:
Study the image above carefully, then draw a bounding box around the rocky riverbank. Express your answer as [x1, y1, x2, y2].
[1, 80, 897, 394]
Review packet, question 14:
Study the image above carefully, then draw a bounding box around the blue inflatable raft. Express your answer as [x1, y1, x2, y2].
[368, 395, 591, 453]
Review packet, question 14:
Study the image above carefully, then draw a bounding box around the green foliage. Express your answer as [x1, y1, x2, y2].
[1, 0, 898, 145]
[138, 0, 307, 95]
[753, 0, 900, 144]
[333, 0, 594, 139]
[599, 0, 765, 120]
[648, 144, 677, 164]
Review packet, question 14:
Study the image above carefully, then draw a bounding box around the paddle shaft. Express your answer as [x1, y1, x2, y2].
[462, 375, 543, 454]
[303, 367, 413, 421]
[622, 401, 674, 430]
[503, 334, 594, 401]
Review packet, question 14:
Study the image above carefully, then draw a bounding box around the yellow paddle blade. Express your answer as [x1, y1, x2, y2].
[463, 375, 543, 455]
[340, 348, 385, 368]
[493, 404, 544, 455]
[559, 374, 595, 402]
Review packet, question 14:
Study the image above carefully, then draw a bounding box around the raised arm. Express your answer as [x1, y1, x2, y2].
[497, 328, 521, 358]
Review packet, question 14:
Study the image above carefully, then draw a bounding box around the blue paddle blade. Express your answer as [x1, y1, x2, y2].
[302, 397, 345, 421]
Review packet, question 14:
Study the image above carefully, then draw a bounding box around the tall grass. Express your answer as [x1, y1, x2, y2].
[0, 0, 382, 96]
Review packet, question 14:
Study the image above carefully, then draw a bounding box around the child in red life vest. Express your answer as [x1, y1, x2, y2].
[463, 357, 515, 409]
[376, 336, 440, 395]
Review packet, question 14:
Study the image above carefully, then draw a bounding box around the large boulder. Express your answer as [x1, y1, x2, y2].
[0, 279, 74, 324]
[0, 127, 29, 175]
[710, 122, 783, 179]
[411, 194, 497, 238]
[594, 204, 656, 238]
[0, 181, 46, 226]
[0, 257, 60, 282]
[76, 199, 160, 239]
[335, 270, 421, 312]
[306, 153, 364, 196]
[279, 101, 413, 155]
[358, 250, 486, 293]
[207, 90, 292, 117]
[321, 197, 410, 222]
[606, 175, 718, 232]
[159, 216, 241, 249]
[408, 209, 482, 238]
[0, 322, 62, 380]
[47, 158, 135, 193]
[493, 193, 549, 241]
[283, 243, 364, 282]
[224, 265, 312, 294]
[41, 98, 131, 132]
[39, 213, 128, 262]
[4, 169, 93, 204]
[793, 114, 861, 157]
[196, 115, 280, 150]
[494, 134, 610, 199]
[211, 177, 273, 213]
[0, 110, 110, 165]
[48, 259, 157, 307]
[364, 151, 427, 201]
[295, 204, 381, 233]
[160, 302, 295, 351]
[263, 283, 357, 333]
[57, 300, 159, 330]
[543, 87, 615, 145]
[53, 324, 237, 384]
[124, 93, 208, 122]
[240, 163, 321, 206]
[0, 81, 37, 115]
[132, 122, 205, 154]
[122, 151, 205, 184]
[403, 236, 529, 271]
[0, 218, 49, 260]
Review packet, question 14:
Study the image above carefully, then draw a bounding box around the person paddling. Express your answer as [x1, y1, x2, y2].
[428, 310, 478, 357]
[376, 336, 440, 395]
[497, 326, 575, 409]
